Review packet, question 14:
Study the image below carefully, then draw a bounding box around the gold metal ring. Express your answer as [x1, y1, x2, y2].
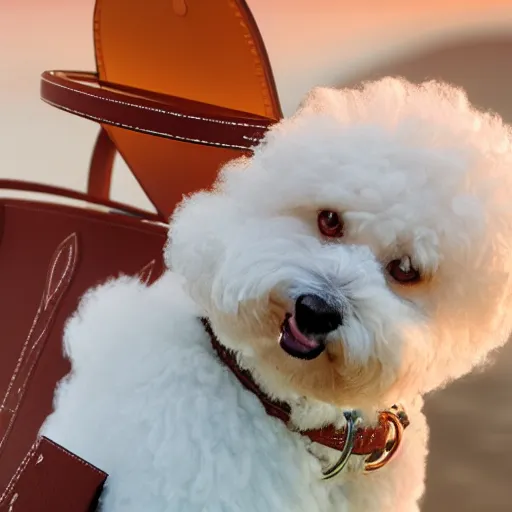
[364, 410, 404, 473]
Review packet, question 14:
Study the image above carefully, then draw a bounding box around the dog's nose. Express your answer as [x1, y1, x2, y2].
[294, 294, 342, 336]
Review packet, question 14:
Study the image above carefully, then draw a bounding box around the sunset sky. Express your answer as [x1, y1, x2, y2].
[1, 0, 511, 207]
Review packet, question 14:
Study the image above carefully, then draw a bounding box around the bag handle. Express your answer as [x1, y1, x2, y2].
[40, 71, 275, 152]
[87, 126, 116, 202]
[0, 179, 163, 222]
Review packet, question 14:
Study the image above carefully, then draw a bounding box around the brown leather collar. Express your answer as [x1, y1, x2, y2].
[202, 318, 409, 464]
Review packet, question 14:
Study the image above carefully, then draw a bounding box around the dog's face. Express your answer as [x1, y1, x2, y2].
[167, 79, 512, 407]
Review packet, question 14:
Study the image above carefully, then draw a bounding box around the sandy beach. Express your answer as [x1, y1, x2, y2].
[423, 344, 512, 511]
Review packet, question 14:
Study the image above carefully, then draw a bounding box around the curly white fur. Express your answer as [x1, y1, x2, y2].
[42, 78, 512, 511]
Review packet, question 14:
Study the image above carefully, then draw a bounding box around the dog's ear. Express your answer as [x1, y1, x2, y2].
[165, 190, 238, 309]
[297, 86, 342, 115]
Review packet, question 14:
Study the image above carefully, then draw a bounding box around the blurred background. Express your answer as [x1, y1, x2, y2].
[1, 0, 512, 509]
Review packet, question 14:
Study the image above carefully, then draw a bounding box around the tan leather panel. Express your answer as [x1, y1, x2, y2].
[93, 0, 282, 218]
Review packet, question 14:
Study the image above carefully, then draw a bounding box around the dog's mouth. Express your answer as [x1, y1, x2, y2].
[279, 314, 326, 360]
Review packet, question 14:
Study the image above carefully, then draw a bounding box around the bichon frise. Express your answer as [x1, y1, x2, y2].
[42, 78, 512, 511]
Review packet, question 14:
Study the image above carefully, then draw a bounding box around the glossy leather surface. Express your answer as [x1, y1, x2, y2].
[0, 437, 107, 512]
[0, 189, 166, 496]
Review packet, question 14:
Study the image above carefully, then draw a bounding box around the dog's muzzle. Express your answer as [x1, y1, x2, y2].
[279, 294, 342, 360]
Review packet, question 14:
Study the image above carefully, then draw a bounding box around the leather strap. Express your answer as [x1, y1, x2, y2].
[0, 179, 162, 222]
[40, 71, 274, 152]
[203, 318, 410, 456]
[87, 127, 116, 201]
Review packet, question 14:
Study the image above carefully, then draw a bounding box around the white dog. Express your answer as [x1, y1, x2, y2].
[42, 78, 512, 511]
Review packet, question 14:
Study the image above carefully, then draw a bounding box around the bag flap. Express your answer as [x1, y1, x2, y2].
[0, 436, 107, 512]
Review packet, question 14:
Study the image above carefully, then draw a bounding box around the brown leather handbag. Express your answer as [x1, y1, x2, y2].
[0, 0, 281, 509]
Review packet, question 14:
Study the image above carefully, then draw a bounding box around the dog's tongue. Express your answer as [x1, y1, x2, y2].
[288, 316, 320, 349]
[279, 315, 326, 360]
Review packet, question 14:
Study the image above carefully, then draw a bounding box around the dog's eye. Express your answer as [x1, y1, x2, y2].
[387, 258, 421, 284]
[317, 210, 344, 238]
